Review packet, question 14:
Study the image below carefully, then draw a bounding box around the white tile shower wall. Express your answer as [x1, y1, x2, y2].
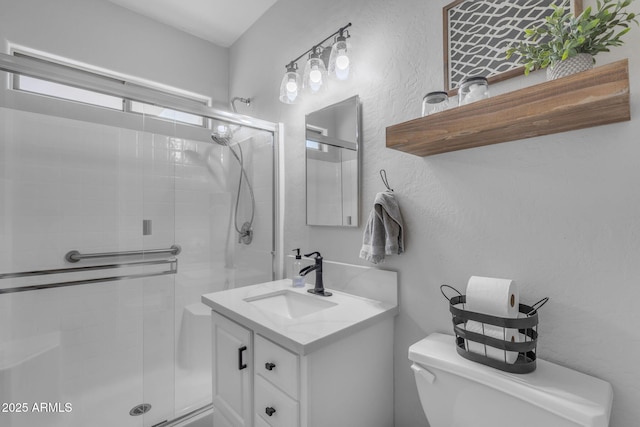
[0, 108, 274, 426]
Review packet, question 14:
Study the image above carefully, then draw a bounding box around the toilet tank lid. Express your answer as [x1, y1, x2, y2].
[408, 333, 613, 427]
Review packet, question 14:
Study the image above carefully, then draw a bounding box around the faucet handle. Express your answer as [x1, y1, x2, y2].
[304, 251, 322, 259]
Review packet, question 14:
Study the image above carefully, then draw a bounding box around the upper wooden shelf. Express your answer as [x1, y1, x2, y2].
[386, 59, 630, 157]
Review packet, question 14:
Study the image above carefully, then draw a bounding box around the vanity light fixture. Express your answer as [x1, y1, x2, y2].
[303, 47, 328, 94]
[328, 32, 351, 81]
[279, 62, 301, 104]
[278, 22, 352, 104]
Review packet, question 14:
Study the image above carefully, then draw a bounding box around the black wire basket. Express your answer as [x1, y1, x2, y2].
[440, 285, 548, 374]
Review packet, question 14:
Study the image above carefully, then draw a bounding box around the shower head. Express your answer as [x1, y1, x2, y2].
[211, 120, 263, 147]
[212, 123, 234, 146]
[211, 134, 231, 146]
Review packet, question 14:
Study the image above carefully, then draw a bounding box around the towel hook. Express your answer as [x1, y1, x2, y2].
[380, 169, 393, 192]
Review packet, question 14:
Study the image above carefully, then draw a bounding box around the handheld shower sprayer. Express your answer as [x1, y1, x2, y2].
[210, 96, 255, 245]
[211, 131, 255, 245]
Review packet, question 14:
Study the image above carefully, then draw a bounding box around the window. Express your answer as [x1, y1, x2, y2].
[129, 101, 205, 127]
[15, 75, 124, 110]
[11, 52, 209, 127]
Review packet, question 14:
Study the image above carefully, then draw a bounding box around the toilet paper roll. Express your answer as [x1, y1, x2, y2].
[465, 276, 519, 318]
[464, 321, 520, 364]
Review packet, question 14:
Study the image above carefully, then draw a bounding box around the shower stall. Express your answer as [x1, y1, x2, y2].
[0, 53, 280, 427]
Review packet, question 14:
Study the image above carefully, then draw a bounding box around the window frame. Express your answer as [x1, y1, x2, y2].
[10, 50, 210, 128]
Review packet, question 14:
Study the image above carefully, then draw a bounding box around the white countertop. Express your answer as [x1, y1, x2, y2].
[202, 279, 398, 355]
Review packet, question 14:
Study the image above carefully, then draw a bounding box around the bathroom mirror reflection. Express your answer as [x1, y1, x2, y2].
[305, 95, 360, 226]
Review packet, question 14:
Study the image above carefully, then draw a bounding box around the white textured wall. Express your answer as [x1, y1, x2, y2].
[0, 0, 229, 106]
[231, 0, 640, 425]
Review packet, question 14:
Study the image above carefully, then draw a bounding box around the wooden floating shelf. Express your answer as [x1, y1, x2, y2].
[386, 59, 630, 157]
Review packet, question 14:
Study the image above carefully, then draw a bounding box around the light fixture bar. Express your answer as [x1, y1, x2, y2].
[279, 22, 352, 103]
[283, 22, 352, 70]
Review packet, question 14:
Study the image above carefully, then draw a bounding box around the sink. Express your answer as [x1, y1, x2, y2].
[244, 290, 337, 319]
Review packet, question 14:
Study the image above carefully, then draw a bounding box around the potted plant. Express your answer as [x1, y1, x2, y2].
[506, 0, 638, 79]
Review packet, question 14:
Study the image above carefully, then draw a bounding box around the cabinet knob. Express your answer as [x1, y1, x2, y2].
[265, 406, 276, 417]
[265, 362, 276, 371]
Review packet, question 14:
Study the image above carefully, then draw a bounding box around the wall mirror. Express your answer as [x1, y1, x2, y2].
[305, 95, 360, 227]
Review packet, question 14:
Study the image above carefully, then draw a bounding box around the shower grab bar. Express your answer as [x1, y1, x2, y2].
[65, 244, 181, 263]
[0, 258, 178, 294]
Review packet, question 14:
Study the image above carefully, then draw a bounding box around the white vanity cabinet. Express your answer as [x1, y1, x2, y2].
[211, 311, 253, 427]
[211, 310, 394, 427]
[204, 272, 398, 427]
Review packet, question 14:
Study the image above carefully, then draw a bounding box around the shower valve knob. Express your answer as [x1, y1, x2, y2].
[265, 362, 276, 371]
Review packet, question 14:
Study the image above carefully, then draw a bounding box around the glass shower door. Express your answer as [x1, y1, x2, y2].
[0, 85, 276, 427]
[171, 119, 276, 421]
[0, 107, 153, 427]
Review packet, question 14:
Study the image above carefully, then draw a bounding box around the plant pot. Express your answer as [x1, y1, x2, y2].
[546, 53, 594, 80]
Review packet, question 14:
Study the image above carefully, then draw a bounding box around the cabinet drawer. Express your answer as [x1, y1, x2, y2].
[255, 334, 299, 398]
[255, 375, 299, 427]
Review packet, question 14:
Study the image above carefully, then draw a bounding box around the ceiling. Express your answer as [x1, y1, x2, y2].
[107, 0, 279, 47]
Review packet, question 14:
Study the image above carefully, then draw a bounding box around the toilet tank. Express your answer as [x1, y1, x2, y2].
[408, 333, 613, 427]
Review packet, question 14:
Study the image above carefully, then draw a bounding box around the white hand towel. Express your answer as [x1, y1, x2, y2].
[359, 191, 404, 264]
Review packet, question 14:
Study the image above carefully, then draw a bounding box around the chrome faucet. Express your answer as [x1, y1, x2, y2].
[299, 251, 332, 297]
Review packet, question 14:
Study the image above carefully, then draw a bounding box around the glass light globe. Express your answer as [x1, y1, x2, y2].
[328, 36, 351, 81]
[279, 65, 301, 104]
[303, 52, 328, 94]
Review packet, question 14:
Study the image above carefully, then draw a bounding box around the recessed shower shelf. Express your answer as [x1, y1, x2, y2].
[386, 59, 630, 157]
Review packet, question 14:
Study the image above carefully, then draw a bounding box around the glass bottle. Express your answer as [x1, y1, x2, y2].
[458, 76, 489, 106]
[292, 248, 305, 287]
[421, 91, 449, 117]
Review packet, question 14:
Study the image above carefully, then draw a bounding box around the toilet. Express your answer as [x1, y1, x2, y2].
[408, 333, 613, 427]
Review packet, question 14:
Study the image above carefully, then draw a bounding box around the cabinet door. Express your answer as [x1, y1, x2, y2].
[212, 311, 253, 427]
